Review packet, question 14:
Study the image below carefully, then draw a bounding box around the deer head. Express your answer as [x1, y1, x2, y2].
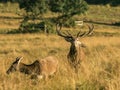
[56, 23, 94, 72]
[56, 23, 94, 45]
[6, 57, 23, 74]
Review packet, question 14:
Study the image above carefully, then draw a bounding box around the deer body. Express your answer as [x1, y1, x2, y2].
[56, 24, 94, 73]
[67, 38, 85, 72]
[18, 60, 40, 75]
[6, 56, 58, 79]
[39, 56, 58, 79]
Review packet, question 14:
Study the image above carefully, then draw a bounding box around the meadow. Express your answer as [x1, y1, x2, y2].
[0, 2, 120, 90]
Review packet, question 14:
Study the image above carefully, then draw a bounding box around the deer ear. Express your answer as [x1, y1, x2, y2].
[16, 57, 23, 70]
[18, 57, 23, 64]
[16, 57, 23, 62]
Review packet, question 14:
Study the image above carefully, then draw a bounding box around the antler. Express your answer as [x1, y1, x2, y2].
[56, 24, 73, 38]
[76, 24, 94, 38]
[56, 23, 94, 39]
[87, 24, 94, 35]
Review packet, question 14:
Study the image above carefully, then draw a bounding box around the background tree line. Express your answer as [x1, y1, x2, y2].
[0, 0, 120, 6]
[0, 0, 119, 34]
[7, 0, 88, 34]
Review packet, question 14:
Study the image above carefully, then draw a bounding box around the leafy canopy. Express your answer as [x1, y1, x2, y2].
[49, 0, 88, 17]
[18, 0, 48, 17]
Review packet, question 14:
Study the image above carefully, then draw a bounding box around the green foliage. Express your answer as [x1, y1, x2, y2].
[49, 0, 88, 24]
[49, 0, 65, 13]
[49, 0, 88, 16]
[17, 0, 88, 33]
[63, 0, 88, 16]
[38, 20, 55, 34]
[62, 18, 76, 27]
[10, 19, 55, 34]
[17, 0, 49, 33]
[18, 0, 48, 18]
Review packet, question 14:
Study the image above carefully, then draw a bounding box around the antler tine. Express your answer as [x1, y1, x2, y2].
[77, 24, 94, 38]
[56, 23, 62, 31]
[76, 29, 82, 38]
[76, 28, 87, 37]
[56, 23, 73, 38]
[78, 31, 86, 37]
[86, 24, 94, 35]
[56, 23, 65, 37]
[66, 30, 73, 37]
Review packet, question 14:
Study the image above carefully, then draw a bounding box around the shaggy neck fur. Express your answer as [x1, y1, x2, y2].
[67, 41, 83, 72]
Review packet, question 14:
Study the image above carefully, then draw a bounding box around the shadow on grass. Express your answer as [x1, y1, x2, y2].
[0, 16, 22, 20]
[113, 22, 120, 26]
[85, 21, 120, 27]
[7, 29, 41, 34]
[6, 29, 120, 37]
[91, 31, 120, 37]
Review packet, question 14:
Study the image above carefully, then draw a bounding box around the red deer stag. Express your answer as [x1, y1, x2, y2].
[56, 24, 94, 73]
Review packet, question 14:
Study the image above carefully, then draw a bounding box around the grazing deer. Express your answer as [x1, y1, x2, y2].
[6, 56, 58, 80]
[6, 57, 40, 78]
[56, 24, 94, 73]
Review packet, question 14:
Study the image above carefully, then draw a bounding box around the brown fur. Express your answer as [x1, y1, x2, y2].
[67, 40, 85, 73]
[38, 56, 58, 79]
[56, 23, 93, 73]
[6, 56, 58, 80]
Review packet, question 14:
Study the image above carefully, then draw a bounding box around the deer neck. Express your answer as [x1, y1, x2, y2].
[68, 43, 77, 57]
[68, 41, 82, 60]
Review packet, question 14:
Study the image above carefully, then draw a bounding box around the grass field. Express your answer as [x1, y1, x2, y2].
[0, 34, 120, 90]
[0, 2, 120, 90]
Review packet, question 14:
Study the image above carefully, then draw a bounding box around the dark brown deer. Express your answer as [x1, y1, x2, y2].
[6, 57, 40, 79]
[56, 24, 94, 73]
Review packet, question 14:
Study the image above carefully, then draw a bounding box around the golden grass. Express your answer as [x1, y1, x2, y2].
[0, 3, 120, 90]
[0, 33, 119, 90]
[0, 13, 19, 17]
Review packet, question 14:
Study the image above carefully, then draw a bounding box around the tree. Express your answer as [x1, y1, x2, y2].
[49, 0, 88, 26]
[17, 0, 88, 33]
[18, 0, 48, 19]
[17, 0, 49, 32]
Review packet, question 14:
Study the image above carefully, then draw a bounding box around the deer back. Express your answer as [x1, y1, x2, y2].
[17, 60, 40, 75]
[39, 56, 58, 76]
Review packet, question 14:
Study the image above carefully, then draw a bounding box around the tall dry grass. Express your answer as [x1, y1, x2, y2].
[0, 33, 119, 90]
[0, 2, 120, 90]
